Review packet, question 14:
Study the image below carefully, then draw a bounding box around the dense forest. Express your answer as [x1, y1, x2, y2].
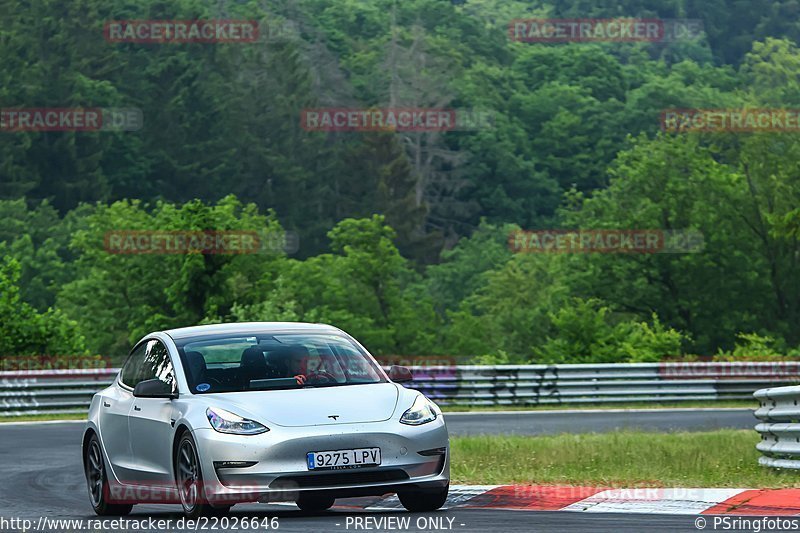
[2, 0, 800, 362]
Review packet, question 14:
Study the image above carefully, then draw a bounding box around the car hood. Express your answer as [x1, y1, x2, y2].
[203, 382, 401, 427]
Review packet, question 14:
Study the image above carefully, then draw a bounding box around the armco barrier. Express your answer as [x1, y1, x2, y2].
[0, 369, 118, 416]
[0, 362, 797, 417]
[412, 362, 799, 406]
[754, 385, 800, 469]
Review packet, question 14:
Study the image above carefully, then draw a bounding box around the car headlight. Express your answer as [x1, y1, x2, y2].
[400, 395, 439, 426]
[206, 407, 269, 435]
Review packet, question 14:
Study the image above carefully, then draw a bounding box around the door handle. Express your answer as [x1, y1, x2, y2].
[133, 405, 141, 412]
[103, 402, 111, 408]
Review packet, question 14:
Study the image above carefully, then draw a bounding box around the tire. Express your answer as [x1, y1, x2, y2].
[398, 483, 449, 512]
[175, 432, 218, 518]
[296, 493, 335, 512]
[84, 433, 133, 516]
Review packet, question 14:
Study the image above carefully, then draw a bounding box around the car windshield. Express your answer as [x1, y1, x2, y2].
[176, 333, 387, 394]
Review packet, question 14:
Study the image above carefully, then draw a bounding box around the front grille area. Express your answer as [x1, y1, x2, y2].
[270, 469, 409, 489]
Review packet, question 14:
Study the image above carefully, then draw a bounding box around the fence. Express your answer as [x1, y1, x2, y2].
[754, 385, 800, 469]
[2, 361, 796, 417]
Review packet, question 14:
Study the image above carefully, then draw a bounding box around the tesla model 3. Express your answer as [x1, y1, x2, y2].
[82, 322, 449, 517]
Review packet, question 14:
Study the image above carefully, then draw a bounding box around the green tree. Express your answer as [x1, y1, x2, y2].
[0, 256, 87, 356]
[57, 196, 287, 354]
[536, 298, 686, 364]
[267, 215, 439, 354]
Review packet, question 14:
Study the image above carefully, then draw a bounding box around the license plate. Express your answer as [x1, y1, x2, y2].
[306, 447, 381, 470]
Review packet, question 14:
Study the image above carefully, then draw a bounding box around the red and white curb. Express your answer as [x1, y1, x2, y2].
[331, 485, 800, 515]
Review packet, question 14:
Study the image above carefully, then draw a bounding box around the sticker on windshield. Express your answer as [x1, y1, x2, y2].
[196, 383, 211, 392]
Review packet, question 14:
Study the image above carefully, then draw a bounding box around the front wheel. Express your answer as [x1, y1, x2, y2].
[84, 433, 133, 516]
[398, 484, 449, 512]
[176, 432, 219, 518]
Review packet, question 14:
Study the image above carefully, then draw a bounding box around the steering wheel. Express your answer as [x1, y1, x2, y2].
[306, 370, 338, 384]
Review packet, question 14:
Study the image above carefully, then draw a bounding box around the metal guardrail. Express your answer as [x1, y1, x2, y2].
[1, 361, 797, 417]
[412, 362, 799, 406]
[754, 385, 800, 469]
[0, 369, 118, 416]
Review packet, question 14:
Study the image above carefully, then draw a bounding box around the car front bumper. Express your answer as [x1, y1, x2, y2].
[191, 417, 449, 504]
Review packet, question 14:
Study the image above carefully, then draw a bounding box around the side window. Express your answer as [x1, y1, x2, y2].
[120, 339, 175, 390]
[119, 343, 147, 388]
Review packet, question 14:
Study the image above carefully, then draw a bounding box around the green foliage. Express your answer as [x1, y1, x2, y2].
[536, 299, 686, 364]
[443, 253, 570, 358]
[470, 350, 514, 365]
[0, 256, 87, 356]
[57, 196, 287, 355]
[618, 315, 688, 363]
[713, 333, 799, 362]
[0, 200, 73, 310]
[5, 1, 800, 363]
[269, 215, 440, 355]
[424, 220, 514, 315]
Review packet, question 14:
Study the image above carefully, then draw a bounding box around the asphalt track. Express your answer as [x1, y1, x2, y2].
[0, 410, 759, 532]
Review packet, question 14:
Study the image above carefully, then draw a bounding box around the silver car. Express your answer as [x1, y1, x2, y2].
[82, 322, 449, 517]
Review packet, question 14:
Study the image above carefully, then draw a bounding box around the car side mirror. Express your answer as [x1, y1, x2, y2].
[133, 378, 177, 399]
[388, 365, 413, 383]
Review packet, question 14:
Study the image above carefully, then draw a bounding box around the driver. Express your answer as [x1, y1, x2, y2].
[262, 345, 312, 385]
[267, 345, 336, 386]
[284, 347, 309, 385]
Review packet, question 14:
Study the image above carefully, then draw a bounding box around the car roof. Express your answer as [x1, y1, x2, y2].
[163, 322, 344, 341]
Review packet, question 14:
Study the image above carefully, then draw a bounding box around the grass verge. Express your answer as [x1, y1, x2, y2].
[0, 412, 85, 423]
[450, 430, 798, 488]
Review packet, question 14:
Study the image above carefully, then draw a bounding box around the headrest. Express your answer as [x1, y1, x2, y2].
[184, 350, 207, 380]
[240, 346, 267, 371]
